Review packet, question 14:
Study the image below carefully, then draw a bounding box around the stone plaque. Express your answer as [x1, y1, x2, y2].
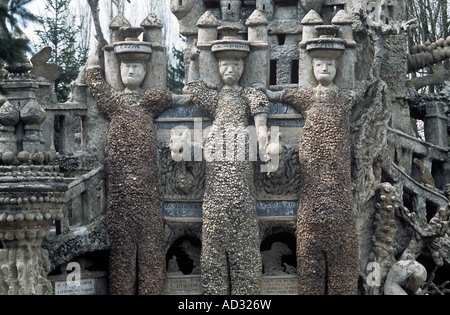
[163, 200, 298, 218]
[256, 200, 298, 217]
[54, 279, 96, 295]
[165, 275, 202, 295]
[164, 275, 297, 295]
[163, 201, 203, 218]
[261, 276, 298, 295]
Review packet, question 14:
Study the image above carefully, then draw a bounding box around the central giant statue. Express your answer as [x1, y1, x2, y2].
[186, 26, 270, 295]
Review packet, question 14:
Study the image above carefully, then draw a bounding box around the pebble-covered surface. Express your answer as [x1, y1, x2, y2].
[187, 81, 269, 295]
[86, 67, 172, 295]
[282, 86, 359, 295]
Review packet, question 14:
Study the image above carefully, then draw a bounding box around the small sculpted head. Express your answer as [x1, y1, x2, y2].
[120, 61, 147, 90]
[312, 58, 337, 88]
[218, 58, 244, 88]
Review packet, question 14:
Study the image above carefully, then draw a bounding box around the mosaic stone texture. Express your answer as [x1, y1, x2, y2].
[187, 81, 269, 295]
[282, 86, 359, 295]
[86, 67, 172, 295]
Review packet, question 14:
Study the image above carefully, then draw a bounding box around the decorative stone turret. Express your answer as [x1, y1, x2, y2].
[332, 10, 356, 89]
[244, 10, 270, 88]
[0, 43, 68, 295]
[299, 9, 323, 49]
[298, 10, 323, 88]
[196, 11, 222, 88]
[141, 14, 167, 90]
[105, 15, 131, 90]
[197, 11, 220, 45]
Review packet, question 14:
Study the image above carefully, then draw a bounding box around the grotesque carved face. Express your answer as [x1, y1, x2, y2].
[120, 62, 146, 90]
[313, 58, 337, 87]
[219, 58, 244, 87]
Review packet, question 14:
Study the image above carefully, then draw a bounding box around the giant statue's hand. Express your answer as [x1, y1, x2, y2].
[253, 84, 283, 102]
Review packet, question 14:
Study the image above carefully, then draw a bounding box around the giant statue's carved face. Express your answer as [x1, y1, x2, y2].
[218, 58, 244, 87]
[313, 58, 337, 87]
[120, 61, 146, 90]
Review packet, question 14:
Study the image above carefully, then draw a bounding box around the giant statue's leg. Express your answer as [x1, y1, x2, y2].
[326, 222, 359, 295]
[228, 231, 262, 295]
[107, 211, 138, 295]
[137, 212, 166, 295]
[297, 223, 327, 295]
[201, 235, 230, 295]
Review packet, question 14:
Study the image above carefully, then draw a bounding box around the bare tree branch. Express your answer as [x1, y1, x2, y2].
[87, 0, 108, 68]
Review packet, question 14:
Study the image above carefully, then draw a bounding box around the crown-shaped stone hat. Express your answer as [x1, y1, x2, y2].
[305, 25, 345, 59]
[112, 26, 152, 62]
[211, 25, 250, 59]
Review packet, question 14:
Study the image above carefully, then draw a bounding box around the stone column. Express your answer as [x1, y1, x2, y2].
[332, 10, 356, 89]
[196, 11, 221, 88]
[244, 10, 270, 88]
[20, 98, 46, 154]
[105, 15, 130, 91]
[298, 10, 323, 88]
[0, 99, 19, 154]
[424, 99, 448, 147]
[141, 14, 166, 91]
[0, 102, 65, 296]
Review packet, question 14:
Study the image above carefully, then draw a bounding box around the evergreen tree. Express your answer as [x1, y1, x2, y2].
[166, 36, 186, 94]
[0, 0, 37, 94]
[35, 0, 88, 102]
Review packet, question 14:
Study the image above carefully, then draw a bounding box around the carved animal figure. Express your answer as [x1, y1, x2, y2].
[169, 128, 195, 194]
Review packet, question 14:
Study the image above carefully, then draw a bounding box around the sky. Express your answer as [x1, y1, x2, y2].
[21, 0, 184, 54]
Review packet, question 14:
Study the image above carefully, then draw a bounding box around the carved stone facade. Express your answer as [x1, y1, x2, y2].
[0, 0, 449, 295]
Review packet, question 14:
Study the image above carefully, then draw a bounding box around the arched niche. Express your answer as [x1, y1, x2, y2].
[165, 235, 202, 276]
[260, 232, 296, 275]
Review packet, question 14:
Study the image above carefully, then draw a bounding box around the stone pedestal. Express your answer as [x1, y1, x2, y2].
[0, 168, 67, 294]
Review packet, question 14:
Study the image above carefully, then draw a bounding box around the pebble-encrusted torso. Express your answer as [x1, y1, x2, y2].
[283, 87, 356, 220]
[86, 67, 171, 211]
[187, 81, 269, 295]
[282, 86, 359, 295]
[86, 67, 172, 295]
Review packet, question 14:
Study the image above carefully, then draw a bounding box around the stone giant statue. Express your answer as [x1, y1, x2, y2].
[85, 34, 172, 295]
[266, 42, 361, 294]
[185, 28, 270, 295]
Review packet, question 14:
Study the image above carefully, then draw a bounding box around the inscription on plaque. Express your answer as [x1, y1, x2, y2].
[163, 201, 298, 218]
[54, 279, 96, 295]
[164, 275, 297, 295]
[306, 42, 345, 50]
[212, 43, 250, 53]
[163, 201, 203, 218]
[261, 276, 298, 295]
[256, 200, 298, 217]
[165, 276, 202, 295]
